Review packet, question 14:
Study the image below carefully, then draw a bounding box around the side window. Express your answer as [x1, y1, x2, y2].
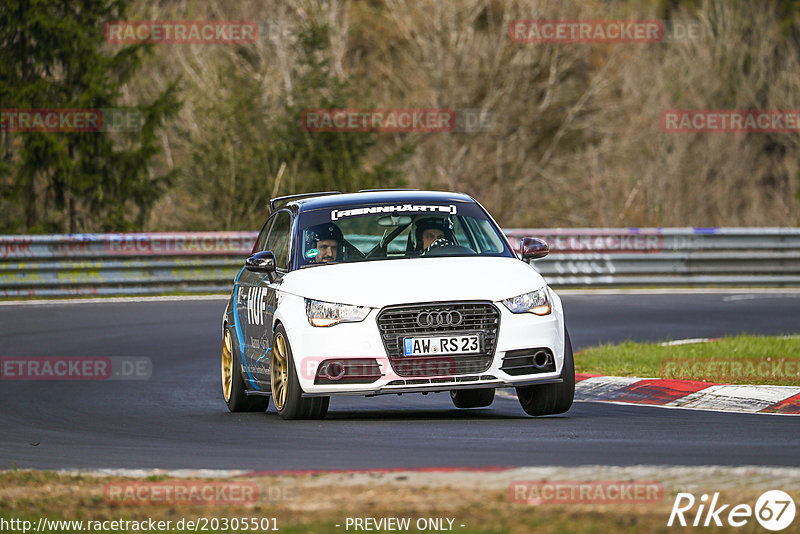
[265, 211, 292, 270]
[471, 218, 504, 254]
[254, 218, 273, 253]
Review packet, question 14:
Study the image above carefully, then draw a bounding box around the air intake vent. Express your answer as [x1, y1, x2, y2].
[501, 348, 555, 376]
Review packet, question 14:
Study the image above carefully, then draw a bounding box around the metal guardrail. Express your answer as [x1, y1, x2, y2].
[0, 233, 255, 297]
[505, 228, 800, 287]
[1, 228, 799, 297]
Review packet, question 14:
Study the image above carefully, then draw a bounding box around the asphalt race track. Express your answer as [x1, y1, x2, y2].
[1, 292, 799, 471]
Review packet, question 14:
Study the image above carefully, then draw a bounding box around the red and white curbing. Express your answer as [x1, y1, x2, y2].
[575, 374, 800, 415]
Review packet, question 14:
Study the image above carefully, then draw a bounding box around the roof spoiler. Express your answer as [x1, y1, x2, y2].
[269, 191, 341, 212]
[357, 188, 419, 192]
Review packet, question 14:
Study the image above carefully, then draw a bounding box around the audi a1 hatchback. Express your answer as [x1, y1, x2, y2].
[221, 190, 574, 419]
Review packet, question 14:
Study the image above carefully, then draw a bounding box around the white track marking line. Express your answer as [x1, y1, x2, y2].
[557, 288, 800, 295]
[723, 293, 800, 301]
[32, 465, 800, 483]
[0, 295, 228, 306]
[659, 338, 715, 346]
[578, 399, 800, 416]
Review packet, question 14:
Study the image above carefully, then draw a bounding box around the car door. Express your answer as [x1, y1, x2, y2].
[233, 215, 273, 390]
[238, 209, 294, 387]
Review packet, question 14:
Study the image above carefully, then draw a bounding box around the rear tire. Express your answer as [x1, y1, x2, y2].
[271, 324, 329, 420]
[450, 388, 495, 408]
[222, 328, 269, 412]
[516, 328, 575, 416]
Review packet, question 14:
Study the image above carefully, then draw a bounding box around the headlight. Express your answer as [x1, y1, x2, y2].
[305, 299, 371, 327]
[501, 287, 551, 315]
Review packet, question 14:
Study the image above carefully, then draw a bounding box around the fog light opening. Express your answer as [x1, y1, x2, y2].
[532, 350, 551, 370]
[320, 361, 345, 381]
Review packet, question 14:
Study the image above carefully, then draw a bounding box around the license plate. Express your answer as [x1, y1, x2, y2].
[402, 335, 481, 356]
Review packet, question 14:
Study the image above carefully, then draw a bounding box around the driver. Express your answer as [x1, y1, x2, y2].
[305, 223, 343, 263]
[414, 217, 455, 253]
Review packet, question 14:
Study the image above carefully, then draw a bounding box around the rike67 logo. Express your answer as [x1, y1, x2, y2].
[668, 490, 796, 531]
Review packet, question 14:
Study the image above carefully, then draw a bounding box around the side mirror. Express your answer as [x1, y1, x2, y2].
[521, 237, 549, 261]
[245, 251, 277, 281]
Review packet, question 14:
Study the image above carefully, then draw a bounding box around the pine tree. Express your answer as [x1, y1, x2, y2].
[0, 0, 180, 232]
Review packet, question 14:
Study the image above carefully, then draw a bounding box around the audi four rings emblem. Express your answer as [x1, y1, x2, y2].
[416, 309, 463, 327]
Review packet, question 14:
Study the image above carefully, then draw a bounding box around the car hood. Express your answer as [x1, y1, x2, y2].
[280, 256, 546, 307]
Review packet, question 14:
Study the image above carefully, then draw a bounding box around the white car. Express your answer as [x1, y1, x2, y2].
[221, 190, 574, 419]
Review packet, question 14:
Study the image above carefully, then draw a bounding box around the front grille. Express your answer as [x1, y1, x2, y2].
[377, 301, 500, 377]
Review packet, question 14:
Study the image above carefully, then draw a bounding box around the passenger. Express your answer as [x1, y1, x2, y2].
[414, 217, 455, 253]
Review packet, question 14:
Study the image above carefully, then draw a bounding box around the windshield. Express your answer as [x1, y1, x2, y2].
[296, 202, 514, 267]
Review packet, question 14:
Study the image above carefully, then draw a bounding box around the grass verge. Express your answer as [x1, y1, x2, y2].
[574, 334, 800, 386]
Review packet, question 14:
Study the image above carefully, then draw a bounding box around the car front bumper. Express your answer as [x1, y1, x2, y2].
[278, 290, 567, 397]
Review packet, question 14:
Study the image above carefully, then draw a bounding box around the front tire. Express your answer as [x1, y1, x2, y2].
[450, 388, 495, 408]
[222, 328, 269, 412]
[271, 324, 329, 420]
[515, 328, 575, 416]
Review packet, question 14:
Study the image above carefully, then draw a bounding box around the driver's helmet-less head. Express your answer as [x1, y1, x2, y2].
[414, 217, 455, 251]
[304, 222, 343, 262]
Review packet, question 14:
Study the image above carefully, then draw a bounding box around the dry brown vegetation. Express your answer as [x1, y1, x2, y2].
[3, 469, 795, 534]
[123, 0, 800, 230]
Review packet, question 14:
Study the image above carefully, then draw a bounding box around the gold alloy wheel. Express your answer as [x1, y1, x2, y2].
[271, 333, 289, 411]
[221, 329, 233, 402]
